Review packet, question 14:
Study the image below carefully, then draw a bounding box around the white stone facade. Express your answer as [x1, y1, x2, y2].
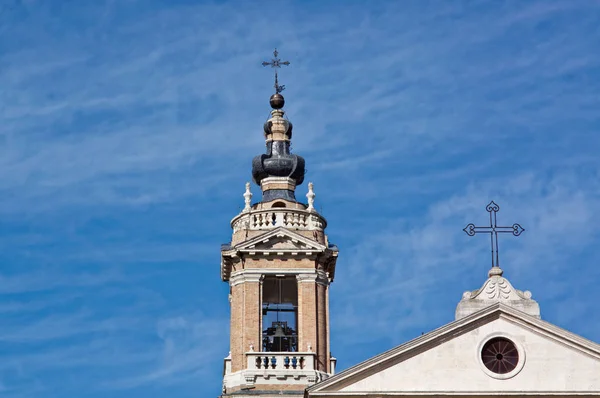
[308, 304, 600, 397]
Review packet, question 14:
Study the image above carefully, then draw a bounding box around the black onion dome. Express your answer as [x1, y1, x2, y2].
[250, 93, 305, 201]
[290, 154, 305, 185]
[252, 154, 269, 185]
[263, 120, 272, 135]
[252, 142, 305, 186]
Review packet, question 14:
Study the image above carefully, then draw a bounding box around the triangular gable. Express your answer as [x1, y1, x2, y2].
[221, 227, 337, 281]
[309, 303, 600, 396]
[234, 227, 327, 253]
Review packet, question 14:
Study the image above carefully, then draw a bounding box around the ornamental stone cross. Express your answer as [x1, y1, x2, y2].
[463, 201, 524, 268]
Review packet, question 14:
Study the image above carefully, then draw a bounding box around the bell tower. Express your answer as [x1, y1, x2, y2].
[220, 52, 339, 397]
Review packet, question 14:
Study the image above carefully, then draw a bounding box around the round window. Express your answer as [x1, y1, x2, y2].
[481, 337, 519, 374]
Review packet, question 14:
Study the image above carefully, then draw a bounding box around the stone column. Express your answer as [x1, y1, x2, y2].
[316, 272, 329, 372]
[297, 274, 318, 355]
[229, 273, 262, 372]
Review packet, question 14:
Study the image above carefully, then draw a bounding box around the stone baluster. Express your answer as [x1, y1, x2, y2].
[275, 211, 285, 227]
[283, 212, 290, 227]
[243, 182, 252, 212]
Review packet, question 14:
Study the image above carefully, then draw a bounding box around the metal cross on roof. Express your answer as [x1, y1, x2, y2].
[262, 48, 290, 94]
[463, 201, 525, 268]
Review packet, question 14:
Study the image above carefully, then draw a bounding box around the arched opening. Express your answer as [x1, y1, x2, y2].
[262, 276, 298, 352]
[271, 201, 286, 208]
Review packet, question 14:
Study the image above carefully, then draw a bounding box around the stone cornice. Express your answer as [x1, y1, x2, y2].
[220, 227, 339, 282]
[234, 227, 327, 251]
[229, 272, 264, 286]
[229, 269, 329, 286]
[297, 270, 329, 286]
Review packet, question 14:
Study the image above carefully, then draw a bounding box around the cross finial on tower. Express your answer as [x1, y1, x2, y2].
[463, 201, 525, 271]
[262, 48, 290, 94]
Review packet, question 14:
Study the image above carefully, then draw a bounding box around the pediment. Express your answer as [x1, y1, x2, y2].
[234, 227, 327, 254]
[309, 304, 600, 396]
[456, 271, 541, 319]
[221, 228, 337, 281]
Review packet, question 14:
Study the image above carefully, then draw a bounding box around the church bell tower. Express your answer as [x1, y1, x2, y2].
[220, 51, 339, 396]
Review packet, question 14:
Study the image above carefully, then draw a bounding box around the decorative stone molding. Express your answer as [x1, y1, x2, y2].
[296, 274, 318, 283]
[222, 352, 330, 392]
[221, 228, 338, 282]
[296, 271, 329, 286]
[316, 269, 329, 286]
[229, 270, 330, 287]
[231, 207, 326, 233]
[260, 176, 297, 192]
[229, 272, 264, 287]
[456, 267, 540, 320]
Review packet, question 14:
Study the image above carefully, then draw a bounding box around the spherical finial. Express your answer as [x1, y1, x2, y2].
[270, 93, 285, 109]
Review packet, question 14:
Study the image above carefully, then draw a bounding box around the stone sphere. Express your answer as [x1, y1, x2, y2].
[269, 93, 285, 109]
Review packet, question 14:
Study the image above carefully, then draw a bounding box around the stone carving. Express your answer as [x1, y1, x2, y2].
[485, 278, 511, 299]
[243, 182, 252, 212]
[307, 182, 315, 211]
[456, 267, 540, 320]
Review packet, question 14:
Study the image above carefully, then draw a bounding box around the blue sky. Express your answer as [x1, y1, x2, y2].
[1, 0, 600, 396]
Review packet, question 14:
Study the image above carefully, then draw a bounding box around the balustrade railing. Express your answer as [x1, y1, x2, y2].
[232, 209, 326, 232]
[246, 352, 316, 371]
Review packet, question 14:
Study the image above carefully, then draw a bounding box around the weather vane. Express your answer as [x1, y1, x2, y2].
[463, 201, 524, 268]
[262, 48, 290, 94]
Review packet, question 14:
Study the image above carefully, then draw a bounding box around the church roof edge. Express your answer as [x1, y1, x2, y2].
[307, 303, 600, 394]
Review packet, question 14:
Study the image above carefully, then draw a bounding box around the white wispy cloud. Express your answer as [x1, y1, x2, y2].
[330, 167, 600, 365]
[1, 1, 599, 397]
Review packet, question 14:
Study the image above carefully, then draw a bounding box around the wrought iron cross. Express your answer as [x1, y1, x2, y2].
[262, 48, 290, 94]
[463, 201, 525, 268]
